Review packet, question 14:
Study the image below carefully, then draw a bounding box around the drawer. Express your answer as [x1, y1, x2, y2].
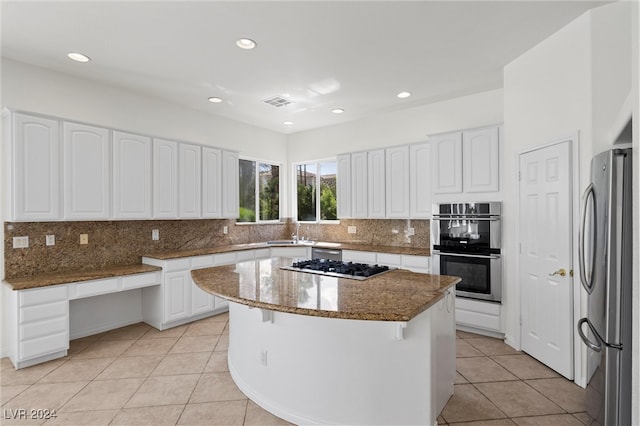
[342, 250, 377, 264]
[164, 258, 191, 272]
[121, 272, 161, 290]
[20, 315, 68, 340]
[270, 247, 309, 258]
[20, 331, 68, 360]
[20, 301, 67, 324]
[214, 252, 237, 265]
[254, 248, 271, 259]
[456, 298, 501, 316]
[19, 286, 67, 307]
[456, 309, 501, 332]
[402, 255, 430, 269]
[191, 255, 215, 268]
[377, 253, 402, 266]
[72, 278, 119, 299]
[235, 250, 255, 262]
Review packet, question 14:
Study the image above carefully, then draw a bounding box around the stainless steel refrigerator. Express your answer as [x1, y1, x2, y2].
[578, 147, 632, 426]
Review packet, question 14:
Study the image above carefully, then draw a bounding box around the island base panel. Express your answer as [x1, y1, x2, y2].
[228, 300, 454, 425]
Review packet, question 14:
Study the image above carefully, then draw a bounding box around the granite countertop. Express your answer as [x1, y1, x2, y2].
[143, 241, 429, 260]
[4, 264, 162, 291]
[191, 257, 459, 322]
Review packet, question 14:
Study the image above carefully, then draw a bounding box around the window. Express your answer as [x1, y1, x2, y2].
[295, 161, 337, 222]
[238, 159, 280, 222]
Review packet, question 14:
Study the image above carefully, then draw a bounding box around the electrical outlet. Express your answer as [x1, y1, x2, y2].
[46, 235, 55, 246]
[80, 234, 88, 245]
[407, 227, 415, 236]
[391, 229, 399, 234]
[260, 350, 268, 366]
[152, 229, 159, 240]
[12, 236, 29, 249]
[348, 226, 357, 234]
[223, 226, 228, 235]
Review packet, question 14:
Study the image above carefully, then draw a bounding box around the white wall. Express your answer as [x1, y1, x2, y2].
[503, 10, 592, 372]
[1, 59, 288, 162]
[287, 89, 504, 162]
[504, 0, 633, 388]
[1, 58, 291, 217]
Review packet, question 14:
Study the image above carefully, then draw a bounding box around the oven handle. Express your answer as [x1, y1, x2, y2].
[432, 250, 500, 260]
[432, 216, 500, 221]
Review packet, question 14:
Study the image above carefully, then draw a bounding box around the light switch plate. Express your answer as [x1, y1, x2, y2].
[152, 229, 159, 240]
[12, 236, 29, 249]
[347, 226, 357, 234]
[46, 235, 55, 246]
[80, 234, 88, 245]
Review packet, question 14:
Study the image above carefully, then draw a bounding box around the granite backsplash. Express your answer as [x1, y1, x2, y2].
[4, 218, 429, 279]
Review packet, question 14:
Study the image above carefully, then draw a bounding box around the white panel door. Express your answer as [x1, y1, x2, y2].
[163, 271, 191, 323]
[113, 131, 152, 218]
[410, 143, 431, 218]
[63, 122, 110, 220]
[11, 113, 61, 221]
[153, 138, 179, 218]
[431, 132, 463, 194]
[179, 143, 202, 218]
[386, 146, 409, 218]
[351, 152, 368, 218]
[202, 147, 222, 218]
[192, 284, 215, 316]
[336, 154, 352, 218]
[221, 150, 239, 218]
[519, 140, 573, 378]
[463, 126, 500, 192]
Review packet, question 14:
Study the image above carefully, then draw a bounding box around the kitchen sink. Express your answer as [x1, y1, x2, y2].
[266, 240, 319, 246]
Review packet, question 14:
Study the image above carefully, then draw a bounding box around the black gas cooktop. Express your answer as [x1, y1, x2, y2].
[280, 259, 393, 281]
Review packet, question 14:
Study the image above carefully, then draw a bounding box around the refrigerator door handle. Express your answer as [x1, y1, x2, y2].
[577, 317, 602, 352]
[579, 183, 596, 294]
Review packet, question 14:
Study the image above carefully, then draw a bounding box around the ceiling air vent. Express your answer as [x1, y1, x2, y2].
[263, 96, 293, 107]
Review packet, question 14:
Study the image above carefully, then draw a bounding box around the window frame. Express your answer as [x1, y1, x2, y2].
[237, 156, 283, 224]
[292, 158, 339, 224]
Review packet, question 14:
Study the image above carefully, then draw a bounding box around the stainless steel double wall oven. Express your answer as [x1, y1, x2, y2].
[431, 202, 502, 303]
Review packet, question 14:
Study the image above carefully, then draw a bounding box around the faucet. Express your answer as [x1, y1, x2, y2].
[292, 222, 301, 243]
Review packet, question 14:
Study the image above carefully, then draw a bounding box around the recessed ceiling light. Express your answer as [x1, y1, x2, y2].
[284, 121, 294, 125]
[397, 91, 411, 99]
[67, 52, 90, 63]
[332, 108, 345, 114]
[208, 97, 223, 103]
[236, 38, 257, 50]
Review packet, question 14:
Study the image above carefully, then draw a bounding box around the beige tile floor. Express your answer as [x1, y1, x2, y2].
[0, 315, 588, 425]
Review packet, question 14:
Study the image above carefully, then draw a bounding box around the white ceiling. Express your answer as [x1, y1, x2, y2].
[1, 1, 607, 134]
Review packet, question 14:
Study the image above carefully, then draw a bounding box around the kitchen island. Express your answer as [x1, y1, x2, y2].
[191, 257, 459, 425]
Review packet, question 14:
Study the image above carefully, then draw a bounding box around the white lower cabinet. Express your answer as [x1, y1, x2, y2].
[3, 271, 160, 369]
[342, 250, 430, 274]
[455, 297, 502, 335]
[143, 253, 233, 329]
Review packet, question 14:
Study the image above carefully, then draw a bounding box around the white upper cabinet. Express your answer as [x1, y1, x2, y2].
[221, 150, 239, 218]
[153, 138, 179, 218]
[6, 113, 61, 221]
[367, 149, 386, 218]
[462, 126, 500, 193]
[179, 143, 202, 218]
[351, 152, 368, 218]
[410, 143, 431, 218]
[202, 147, 222, 218]
[385, 146, 410, 218]
[431, 132, 463, 194]
[63, 122, 110, 220]
[113, 131, 152, 219]
[336, 154, 352, 219]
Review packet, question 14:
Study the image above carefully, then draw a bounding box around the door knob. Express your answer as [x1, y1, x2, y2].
[549, 268, 567, 277]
